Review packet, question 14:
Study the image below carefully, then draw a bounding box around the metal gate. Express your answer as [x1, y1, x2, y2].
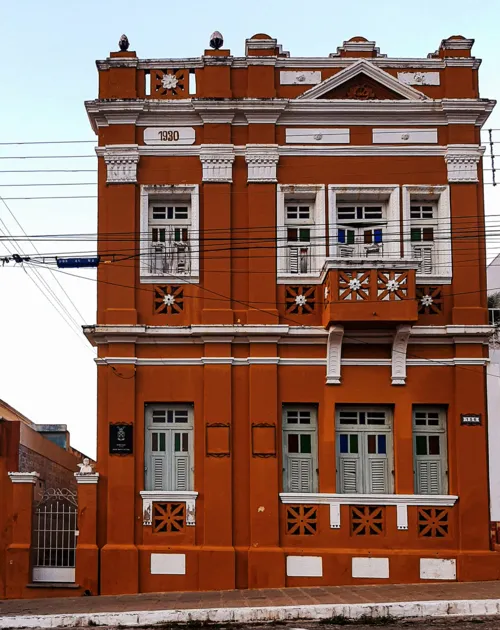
[32, 488, 78, 583]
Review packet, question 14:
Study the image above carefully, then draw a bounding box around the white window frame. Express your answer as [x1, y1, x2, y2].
[277, 184, 326, 284]
[335, 406, 394, 495]
[328, 185, 400, 260]
[140, 184, 199, 284]
[145, 403, 194, 492]
[402, 185, 452, 284]
[413, 406, 448, 495]
[282, 405, 318, 493]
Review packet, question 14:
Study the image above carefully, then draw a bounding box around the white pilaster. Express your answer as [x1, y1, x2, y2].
[391, 324, 412, 385]
[326, 325, 344, 385]
[245, 145, 279, 183]
[102, 144, 140, 183]
[444, 145, 483, 183]
[199, 144, 235, 183]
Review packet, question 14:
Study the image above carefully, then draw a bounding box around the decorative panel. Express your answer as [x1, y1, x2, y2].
[286, 555, 323, 577]
[151, 70, 188, 98]
[251, 423, 276, 458]
[350, 506, 385, 536]
[152, 502, 186, 533]
[397, 72, 440, 86]
[352, 557, 389, 579]
[286, 505, 318, 536]
[285, 128, 350, 144]
[280, 71, 322, 85]
[206, 423, 230, 458]
[373, 128, 438, 144]
[150, 553, 186, 575]
[416, 286, 443, 315]
[285, 286, 316, 314]
[417, 507, 450, 538]
[420, 558, 456, 580]
[154, 285, 184, 315]
[338, 271, 370, 301]
[377, 271, 409, 301]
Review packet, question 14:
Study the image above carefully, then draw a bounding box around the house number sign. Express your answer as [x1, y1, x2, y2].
[143, 127, 195, 145]
[461, 414, 481, 426]
[109, 423, 134, 454]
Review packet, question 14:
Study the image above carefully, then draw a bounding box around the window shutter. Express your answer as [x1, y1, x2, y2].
[416, 459, 442, 494]
[413, 245, 433, 274]
[289, 247, 299, 273]
[151, 456, 165, 491]
[367, 457, 389, 494]
[174, 453, 190, 491]
[288, 456, 313, 493]
[338, 456, 360, 493]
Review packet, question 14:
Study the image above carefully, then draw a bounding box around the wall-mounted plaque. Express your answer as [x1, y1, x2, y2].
[461, 414, 481, 426]
[143, 127, 195, 145]
[109, 424, 133, 454]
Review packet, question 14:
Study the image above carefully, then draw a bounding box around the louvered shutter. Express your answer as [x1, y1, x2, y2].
[416, 459, 442, 494]
[367, 457, 389, 493]
[288, 247, 299, 273]
[151, 456, 166, 490]
[338, 456, 360, 493]
[174, 453, 190, 491]
[288, 456, 313, 492]
[412, 245, 434, 274]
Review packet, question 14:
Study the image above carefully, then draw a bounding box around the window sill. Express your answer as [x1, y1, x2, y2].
[140, 490, 198, 526]
[140, 275, 199, 285]
[279, 492, 458, 531]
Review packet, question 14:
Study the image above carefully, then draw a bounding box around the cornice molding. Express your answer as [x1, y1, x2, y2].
[8, 472, 40, 484]
[75, 472, 100, 484]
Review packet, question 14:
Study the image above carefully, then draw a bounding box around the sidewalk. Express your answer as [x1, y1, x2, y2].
[2, 582, 500, 628]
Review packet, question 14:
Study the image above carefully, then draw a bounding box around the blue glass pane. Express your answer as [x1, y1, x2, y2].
[377, 434, 386, 454]
[338, 229, 346, 243]
[374, 229, 383, 243]
[339, 434, 348, 453]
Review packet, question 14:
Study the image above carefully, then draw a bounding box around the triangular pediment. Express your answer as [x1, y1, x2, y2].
[297, 59, 428, 101]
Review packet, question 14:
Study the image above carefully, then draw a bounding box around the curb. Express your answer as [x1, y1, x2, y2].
[2, 599, 500, 629]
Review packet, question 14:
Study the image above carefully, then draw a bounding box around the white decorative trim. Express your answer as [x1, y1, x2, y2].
[276, 184, 326, 281]
[391, 325, 412, 385]
[286, 556, 323, 577]
[402, 185, 452, 282]
[372, 128, 437, 144]
[352, 557, 389, 579]
[332, 40, 384, 57]
[151, 553, 186, 575]
[74, 473, 100, 484]
[297, 59, 427, 101]
[245, 37, 278, 54]
[445, 145, 483, 182]
[280, 71, 321, 85]
[143, 127, 195, 145]
[245, 145, 279, 182]
[280, 493, 458, 531]
[326, 326, 344, 385]
[398, 72, 440, 86]
[8, 472, 40, 484]
[440, 37, 474, 51]
[101, 145, 139, 183]
[140, 490, 198, 526]
[420, 558, 456, 581]
[139, 184, 199, 284]
[199, 144, 235, 182]
[280, 145, 447, 157]
[285, 128, 350, 144]
[328, 185, 400, 259]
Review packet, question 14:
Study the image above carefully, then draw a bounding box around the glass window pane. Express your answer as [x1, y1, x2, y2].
[152, 411, 166, 423]
[286, 206, 298, 219]
[286, 411, 298, 424]
[356, 207, 363, 219]
[350, 434, 358, 454]
[377, 434, 387, 454]
[416, 435, 427, 455]
[299, 411, 311, 424]
[346, 230, 355, 244]
[423, 227, 434, 242]
[300, 434, 312, 454]
[287, 228, 298, 242]
[339, 411, 358, 425]
[288, 434, 299, 453]
[182, 433, 189, 452]
[299, 228, 310, 242]
[427, 413, 440, 426]
[174, 433, 180, 452]
[364, 230, 373, 244]
[152, 433, 158, 451]
[338, 229, 346, 243]
[339, 434, 348, 454]
[367, 412, 386, 425]
[159, 229, 166, 242]
[429, 435, 440, 455]
[368, 434, 376, 454]
[167, 410, 174, 423]
[299, 206, 310, 219]
[159, 433, 166, 452]
[374, 229, 383, 243]
[167, 207, 174, 219]
[411, 228, 421, 242]
[414, 412, 426, 426]
[175, 410, 188, 423]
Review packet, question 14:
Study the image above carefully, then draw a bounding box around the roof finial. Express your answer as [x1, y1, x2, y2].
[209, 31, 224, 50]
[119, 34, 130, 52]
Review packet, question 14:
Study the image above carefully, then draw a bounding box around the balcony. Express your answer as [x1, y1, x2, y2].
[489, 308, 500, 327]
[322, 259, 418, 326]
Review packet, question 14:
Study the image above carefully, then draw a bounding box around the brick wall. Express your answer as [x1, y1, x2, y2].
[18, 444, 76, 493]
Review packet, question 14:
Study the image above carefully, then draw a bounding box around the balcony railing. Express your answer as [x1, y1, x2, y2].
[322, 258, 418, 325]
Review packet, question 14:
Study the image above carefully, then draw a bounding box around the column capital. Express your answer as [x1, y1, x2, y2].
[444, 144, 484, 183]
[245, 144, 279, 183]
[199, 144, 235, 182]
[8, 471, 40, 484]
[97, 144, 140, 184]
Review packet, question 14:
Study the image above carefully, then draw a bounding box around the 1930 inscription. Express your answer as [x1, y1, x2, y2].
[144, 127, 195, 146]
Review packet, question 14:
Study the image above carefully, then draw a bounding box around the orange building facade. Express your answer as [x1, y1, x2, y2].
[84, 33, 498, 595]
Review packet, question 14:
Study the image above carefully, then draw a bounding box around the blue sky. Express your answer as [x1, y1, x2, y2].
[1, 0, 499, 457]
